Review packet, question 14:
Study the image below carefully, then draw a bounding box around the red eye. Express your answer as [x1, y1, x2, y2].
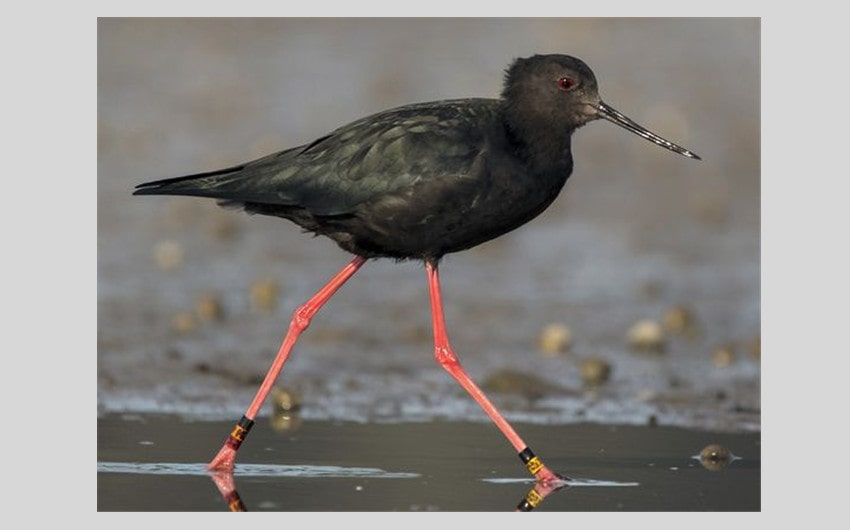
[557, 76, 577, 91]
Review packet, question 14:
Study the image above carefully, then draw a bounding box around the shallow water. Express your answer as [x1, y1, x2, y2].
[97, 414, 759, 511]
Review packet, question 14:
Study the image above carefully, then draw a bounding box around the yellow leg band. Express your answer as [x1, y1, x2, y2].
[526, 456, 543, 475]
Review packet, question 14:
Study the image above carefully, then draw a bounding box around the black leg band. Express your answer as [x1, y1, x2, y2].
[518, 447, 543, 475]
[225, 415, 255, 450]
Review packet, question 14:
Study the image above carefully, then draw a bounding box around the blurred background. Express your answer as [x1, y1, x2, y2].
[97, 18, 759, 431]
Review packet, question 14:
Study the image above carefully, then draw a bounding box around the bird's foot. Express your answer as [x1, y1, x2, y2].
[534, 466, 571, 487]
[208, 444, 237, 472]
[208, 415, 254, 471]
[516, 468, 571, 511]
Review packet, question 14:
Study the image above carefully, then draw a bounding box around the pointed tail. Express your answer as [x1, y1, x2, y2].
[133, 162, 250, 198]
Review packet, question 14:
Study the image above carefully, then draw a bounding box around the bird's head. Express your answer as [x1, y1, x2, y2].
[502, 54, 700, 160]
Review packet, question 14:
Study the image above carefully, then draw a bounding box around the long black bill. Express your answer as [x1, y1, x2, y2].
[597, 101, 701, 160]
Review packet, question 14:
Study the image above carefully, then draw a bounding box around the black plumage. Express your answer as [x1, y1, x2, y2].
[133, 54, 699, 262]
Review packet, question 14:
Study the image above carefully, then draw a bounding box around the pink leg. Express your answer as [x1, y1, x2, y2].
[426, 261, 566, 484]
[208, 256, 367, 471]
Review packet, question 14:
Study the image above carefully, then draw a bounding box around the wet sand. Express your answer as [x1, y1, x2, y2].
[98, 414, 759, 511]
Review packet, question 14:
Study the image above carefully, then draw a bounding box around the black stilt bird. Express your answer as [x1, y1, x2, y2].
[135, 54, 700, 485]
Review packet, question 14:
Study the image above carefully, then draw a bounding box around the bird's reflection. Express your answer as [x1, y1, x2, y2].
[208, 410, 605, 512]
[208, 469, 573, 512]
[209, 470, 247, 512]
[515, 479, 570, 511]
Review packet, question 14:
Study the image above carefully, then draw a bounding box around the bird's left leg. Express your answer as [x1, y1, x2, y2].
[424, 261, 568, 485]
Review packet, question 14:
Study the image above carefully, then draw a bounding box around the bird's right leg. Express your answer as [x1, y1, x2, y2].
[208, 255, 367, 471]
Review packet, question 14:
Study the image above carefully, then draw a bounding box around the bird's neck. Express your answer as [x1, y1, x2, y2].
[500, 107, 575, 179]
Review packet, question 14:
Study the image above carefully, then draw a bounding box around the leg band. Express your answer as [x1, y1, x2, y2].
[225, 415, 255, 450]
[516, 488, 543, 511]
[518, 447, 543, 476]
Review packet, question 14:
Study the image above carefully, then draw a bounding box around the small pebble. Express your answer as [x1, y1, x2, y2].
[271, 387, 301, 413]
[251, 279, 280, 312]
[697, 443, 736, 471]
[154, 240, 183, 271]
[172, 311, 196, 333]
[538, 323, 573, 355]
[636, 389, 657, 402]
[627, 319, 666, 353]
[195, 293, 224, 322]
[713, 345, 734, 367]
[193, 362, 212, 374]
[662, 305, 699, 337]
[579, 357, 611, 386]
[481, 369, 562, 401]
[269, 413, 302, 432]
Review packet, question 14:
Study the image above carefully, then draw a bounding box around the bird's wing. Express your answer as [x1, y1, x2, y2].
[134, 99, 500, 216]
